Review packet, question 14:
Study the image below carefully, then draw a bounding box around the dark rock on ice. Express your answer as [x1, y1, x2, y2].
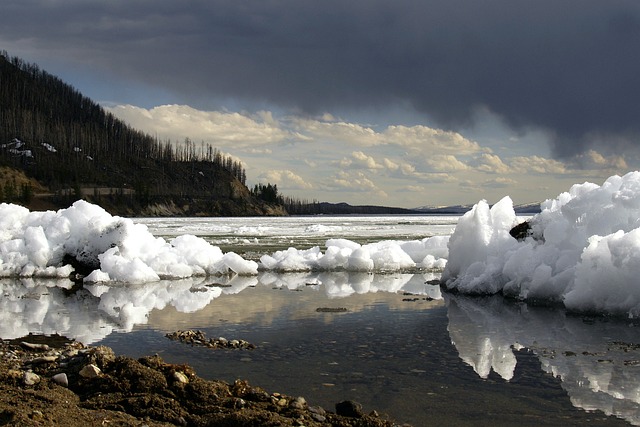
[509, 220, 532, 241]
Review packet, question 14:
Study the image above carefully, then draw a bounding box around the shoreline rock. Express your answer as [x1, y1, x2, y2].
[0, 336, 402, 426]
[165, 329, 257, 350]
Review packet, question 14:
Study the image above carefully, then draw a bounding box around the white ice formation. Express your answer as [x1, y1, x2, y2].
[443, 171, 640, 318]
[0, 201, 259, 282]
[0, 200, 448, 283]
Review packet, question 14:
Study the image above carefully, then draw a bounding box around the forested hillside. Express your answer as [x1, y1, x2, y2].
[0, 52, 284, 216]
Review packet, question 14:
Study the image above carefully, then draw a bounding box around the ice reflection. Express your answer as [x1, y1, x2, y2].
[0, 271, 441, 344]
[446, 294, 640, 425]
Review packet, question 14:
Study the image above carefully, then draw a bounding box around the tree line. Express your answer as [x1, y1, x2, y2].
[0, 51, 247, 202]
[0, 176, 32, 204]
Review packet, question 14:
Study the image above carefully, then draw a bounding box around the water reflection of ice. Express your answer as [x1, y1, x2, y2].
[0, 272, 441, 344]
[446, 294, 640, 425]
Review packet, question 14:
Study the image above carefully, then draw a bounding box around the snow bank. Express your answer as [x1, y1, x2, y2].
[0, 200, 258, 282]
[442, 171, 640, 318]
[0, 200, 449, 283]
[259, 237, 448, 272]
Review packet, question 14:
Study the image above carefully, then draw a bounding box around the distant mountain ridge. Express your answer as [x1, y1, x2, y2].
[292, 201, 422, 215]
[286, 201, 541, 215]
[413, 202, 541, 215]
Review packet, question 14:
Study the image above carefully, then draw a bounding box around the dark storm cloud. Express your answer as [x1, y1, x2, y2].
[2, 0, 640, 158]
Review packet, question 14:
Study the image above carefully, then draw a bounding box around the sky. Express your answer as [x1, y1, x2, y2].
[1, 0, 639, 208]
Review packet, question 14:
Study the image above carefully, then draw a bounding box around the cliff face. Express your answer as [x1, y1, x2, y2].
[112, 197, 288, 217]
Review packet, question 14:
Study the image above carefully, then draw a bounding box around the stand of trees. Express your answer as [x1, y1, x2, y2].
[0, 176, 32, 204]
[251, 183, 282, 204]
[0, 51, 249, 206]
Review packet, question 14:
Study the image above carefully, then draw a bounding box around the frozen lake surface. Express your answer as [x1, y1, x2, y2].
[1, 215, 637, 426]
[133, 214, 460, 257]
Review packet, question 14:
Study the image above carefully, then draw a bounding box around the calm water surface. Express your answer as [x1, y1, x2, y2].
[96, 282, 637, 426]
[2, 216, 638, 426]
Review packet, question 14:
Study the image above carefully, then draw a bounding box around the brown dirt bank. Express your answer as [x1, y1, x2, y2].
[0, 336, 404, 426]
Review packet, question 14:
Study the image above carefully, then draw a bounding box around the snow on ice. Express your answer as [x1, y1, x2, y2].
[0, 199, 447, 283]
[0, 201, 259, 281]
[443, 171, 640, 318]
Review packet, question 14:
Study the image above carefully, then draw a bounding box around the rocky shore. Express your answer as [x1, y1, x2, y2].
[0, 335, 403, 426]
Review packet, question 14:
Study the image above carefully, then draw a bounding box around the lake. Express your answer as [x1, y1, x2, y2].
[2, 215, 638, 426]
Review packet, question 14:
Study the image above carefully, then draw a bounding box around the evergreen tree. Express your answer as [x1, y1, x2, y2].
[20, 183, 32, 204]
[4, 178, 16, 202]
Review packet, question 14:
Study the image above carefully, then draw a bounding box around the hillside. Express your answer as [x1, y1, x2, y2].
[0, 52, 285, 216]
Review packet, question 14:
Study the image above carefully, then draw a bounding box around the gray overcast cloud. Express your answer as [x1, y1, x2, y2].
[2, 0, 640, 160]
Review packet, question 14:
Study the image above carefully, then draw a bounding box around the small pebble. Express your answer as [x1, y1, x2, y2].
[310, 413, 327, 422]
[21, 342, 50, 351]
[173, 371, 189, 384]
[23, 371, 40, 386]
[30, 355, 58, 364]
[289, 396, 306, 410]
[63, 349, 79, 358]
[53, 373, 69, 387]
[308, 405, 326, 416]
[79, 364, 101, 378]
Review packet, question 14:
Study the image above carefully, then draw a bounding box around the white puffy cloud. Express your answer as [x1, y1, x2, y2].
[381, 125, 483, 154]
[337, 151, 384, 169]
[510, 155, 567, 174]
[399, 162, 417, 176]
[258, 170, 313, 190]
[290, 116, 378, 146]
[337, 151, 422, 179]
[290, 117, 483, 155]
[510, 151, 628, 175]
[351, 151, 384, 169]
[475, 153, 512, 174]
[570, 150, 628, 170]
[425, 154, 469, 172]
[106, 104, 299, 148]
[325, 171, 387, 197]
[382, 158, 399, 171]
